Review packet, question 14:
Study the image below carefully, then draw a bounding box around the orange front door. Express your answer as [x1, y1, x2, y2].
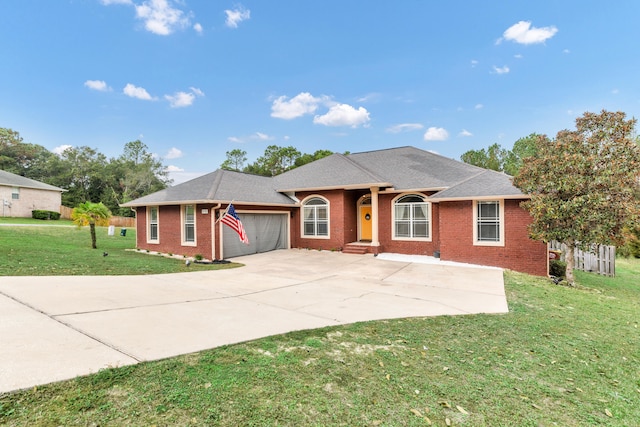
[360, 206, 372, 241]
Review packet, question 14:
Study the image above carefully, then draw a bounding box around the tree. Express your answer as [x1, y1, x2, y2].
[503, 133, 540, 176]
[72, 201, 112, 249]
[513, 110, 640, 284]
[220, 149, 247, 171]
[245, 145, 301, 176]
[460, 143, 507, 172]
[294, 149, 334, 167]
[461, 134, 540, 176]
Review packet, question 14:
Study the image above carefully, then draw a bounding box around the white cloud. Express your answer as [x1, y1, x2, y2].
[471, 59, 479, 67]
[123, 83, 155, 100]
[423, 127, 449, 141]
[514, 54, 523, 59]
[475, 103, 484, 109]
[386, 123, 424, 133]
[135, 0, 191, 36]
[313, 104, 371, 128]
[165, 91, 194, 108]
[165, 165, 184, 172]
[84, 80, 111, 92]
[227, 136, 242, 143]
[271, 92, 325, 119]
[189, 87, 205, 97]
[225, 6, 250, 28]
[164, 87, 203, 108]
[193, 22, 203, 33]
[493, 65, 510, 74]
[563, 49, 571, 54]
[254, 132, 272, 140]
[53, 144, 72, 155]
[165, 147, 183, 159]
[459, 129, 473, 137]
[499, 21, 558, 45]
[612, 88, 619, 95]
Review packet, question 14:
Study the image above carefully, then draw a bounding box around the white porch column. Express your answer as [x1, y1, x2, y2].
[371, 186, 380, 247]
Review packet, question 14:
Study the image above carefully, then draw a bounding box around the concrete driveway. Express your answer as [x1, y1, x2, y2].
[0, 249, 507, 394]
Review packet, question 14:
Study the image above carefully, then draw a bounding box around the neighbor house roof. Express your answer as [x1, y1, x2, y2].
[0, 169, 65, 192]
[121, 146, 527, 207]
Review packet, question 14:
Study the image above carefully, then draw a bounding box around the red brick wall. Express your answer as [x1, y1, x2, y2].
[133, 204, 215, 259]
[293, 190, 350, 251]
[376, 193, 439, 256]
[438, 199, 547, 276]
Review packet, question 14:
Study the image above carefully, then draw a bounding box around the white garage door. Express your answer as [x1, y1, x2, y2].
[222, 213, 288, 259]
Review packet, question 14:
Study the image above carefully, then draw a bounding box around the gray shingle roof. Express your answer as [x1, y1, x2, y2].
[0, 169, 65, 192]
[122, 146, 528, 207]
[121, 169, 295, 207]
[274, 153, 390, 191]
[429, 169, 526, 201]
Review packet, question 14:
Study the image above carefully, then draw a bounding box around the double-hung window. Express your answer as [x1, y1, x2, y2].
[302, 197, 329, 238]
[148, 206, 159, 242]
[474, 200, 504, 246]
[11, 187, 19, 200]
[393, 194, 430, 240]
[183, 205, 195, 244]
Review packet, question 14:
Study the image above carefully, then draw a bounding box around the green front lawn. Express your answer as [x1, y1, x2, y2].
[0, 221, 240, 275]
[1, 252, 638, 425]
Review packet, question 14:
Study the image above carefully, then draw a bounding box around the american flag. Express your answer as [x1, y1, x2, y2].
[221, 204, 249, 244]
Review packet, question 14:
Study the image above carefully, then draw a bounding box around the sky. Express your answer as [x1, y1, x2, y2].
[2, 1, 640, 184]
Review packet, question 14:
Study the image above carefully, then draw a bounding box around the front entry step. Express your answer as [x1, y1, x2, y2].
[342, 243, 370, 255]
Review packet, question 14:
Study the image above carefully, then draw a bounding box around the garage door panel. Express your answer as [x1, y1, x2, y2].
[222, 213, 287, 259]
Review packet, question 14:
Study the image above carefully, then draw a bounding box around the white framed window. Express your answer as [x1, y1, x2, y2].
[182, 204, 196, 245]
[473, 200, 505, 246]
[302, 196, 329, 238]
[392, 194, 431, 241]
[147, 206, 159, 243]
[11, 187, 19, 200]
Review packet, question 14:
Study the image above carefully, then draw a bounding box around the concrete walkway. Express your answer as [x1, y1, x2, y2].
[0, 249, 507, 394]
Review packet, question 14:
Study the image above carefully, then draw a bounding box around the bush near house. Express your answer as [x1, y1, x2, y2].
[31, 210, 61, 220]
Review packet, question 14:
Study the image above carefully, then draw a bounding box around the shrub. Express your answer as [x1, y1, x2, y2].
[618, 226, 640, 258]
[549, 260, 567, 278]
[32, 210, 61, 220]
[194, 254, 203, 261]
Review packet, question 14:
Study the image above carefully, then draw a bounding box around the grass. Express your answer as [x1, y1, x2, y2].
[1, 252, 638, 426]
[0, 219, 241, 275]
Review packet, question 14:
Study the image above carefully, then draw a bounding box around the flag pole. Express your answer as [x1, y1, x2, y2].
[215, 200, 234, 224]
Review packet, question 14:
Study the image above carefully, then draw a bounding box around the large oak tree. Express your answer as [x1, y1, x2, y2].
[513, 110, 640, 284]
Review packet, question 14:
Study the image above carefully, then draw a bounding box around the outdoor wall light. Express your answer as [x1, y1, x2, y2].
[365, 213, 371, 220]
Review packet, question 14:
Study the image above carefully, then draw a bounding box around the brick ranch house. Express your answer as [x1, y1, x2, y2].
[122, 146, 548, 276]
[0, 169, 65, 218]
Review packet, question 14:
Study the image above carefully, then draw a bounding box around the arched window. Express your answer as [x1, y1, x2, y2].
[302, 197, 329, 237]
[393, 194, 430, 240]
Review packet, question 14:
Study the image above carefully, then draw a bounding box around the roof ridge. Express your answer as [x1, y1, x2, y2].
[433, 170, 486, 196]
[340, 153, 388, 183]
[206, 169, 226, 199]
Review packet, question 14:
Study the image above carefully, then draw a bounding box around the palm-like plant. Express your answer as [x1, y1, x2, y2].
[72, 202, 112, 249]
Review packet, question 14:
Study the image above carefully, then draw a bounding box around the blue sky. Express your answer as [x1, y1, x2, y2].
[2, 1, 639, 184]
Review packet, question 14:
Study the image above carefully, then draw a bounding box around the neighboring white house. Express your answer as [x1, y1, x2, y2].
[0, 170, 65, 217]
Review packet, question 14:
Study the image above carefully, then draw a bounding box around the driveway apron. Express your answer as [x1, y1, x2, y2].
[0, 249, 507, 393]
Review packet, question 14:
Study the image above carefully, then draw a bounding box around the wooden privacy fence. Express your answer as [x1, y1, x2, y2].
[59, 206, 135, 228]
[549, 241, 616, 277]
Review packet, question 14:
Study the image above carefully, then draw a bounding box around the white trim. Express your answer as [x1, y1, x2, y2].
[473, 199, 505, 247]
[181, 204, 197, 247]
[146, 206, 159, 244]
[300, 195, 330, 240]
[391, 192, 432, 242]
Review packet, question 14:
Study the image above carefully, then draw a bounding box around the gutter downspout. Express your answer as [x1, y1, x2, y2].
[211, 203, 221, 260]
